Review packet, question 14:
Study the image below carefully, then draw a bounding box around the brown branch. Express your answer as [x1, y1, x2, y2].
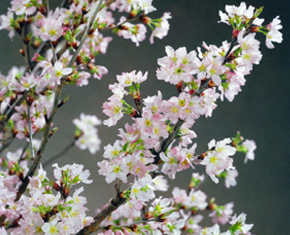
[152, 119, 185, 165]
[75, 191, 127, 235]
[0, 137, 14, 153]
[26, 100, 35, 160]
[42, 140, 75, 168]
[23, 23, 32, 73]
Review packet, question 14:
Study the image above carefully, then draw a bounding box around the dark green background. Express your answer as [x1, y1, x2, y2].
[0, 0, 289, 233]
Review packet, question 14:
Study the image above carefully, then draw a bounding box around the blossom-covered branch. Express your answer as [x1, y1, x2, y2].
[0, 1, 282, 235]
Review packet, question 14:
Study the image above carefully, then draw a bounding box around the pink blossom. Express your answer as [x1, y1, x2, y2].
[224, 168, 239, 188]
[105, 158, 130, 183]
[218, 2, 256, 25]
[52, 61, 73, 83]
[143, 90, 163, 114]
[156, 46, 196, 84]
[242, 139, 256, 163]
[130, 176, 155, 201]
[209, 202, 234, 225]
[219, 71, 246, 102]
[37, 18, 64, 42]
[183, 214, 203, 234]
[102, 95, 124, 126]
[229, 213, 253, 234]
[0, 227, 8, 235]
[160, 150, 180, 179]
[201, 138, 235, 180]
[75, 71, 91, 87]
[200, 88, 220, 117]
[172, 187, 188, 205]
[118, 18, 147, 47]
[149, 196, 174, 215]
[150, 12, 171, 44]
[133, 0, 156, 14]
[266, 16, 283, 49]
[0, 11, 15, 38]
[152, 175, 169, 191]
[53, 163, 93, 186]
[237, 31, 260, 52]
[118, 199, 143, 219]
[10, 0, 38, 16]
[103, 140, 124, 160]
[184, 189, 207, 210]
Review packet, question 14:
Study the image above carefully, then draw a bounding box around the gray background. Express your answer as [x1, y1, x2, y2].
[0, 0, 289, 234]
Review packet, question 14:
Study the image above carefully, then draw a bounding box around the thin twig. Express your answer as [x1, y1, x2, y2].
[23, 24, 32, 73]
[114, 179, 122, 196]
[46, 0, 50, 13]
[50, 41, 57, 64]
[100, 15, 141, 31]
[99, 218, 158, 230]
[60, 0, 70, 8]
[194, 79, 211, 97]
[42, 140, 75, 168]
[26, 101, 35, 160]
[0, 137, 14, 153]
[152, 119, 185, 165]
[18, 142, 29, 164]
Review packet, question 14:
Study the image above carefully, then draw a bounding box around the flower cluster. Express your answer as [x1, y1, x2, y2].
[0, 161, 93, 235]
[73, 113, 102, 154]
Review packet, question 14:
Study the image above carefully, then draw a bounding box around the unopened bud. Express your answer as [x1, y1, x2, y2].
[52, 39, 58, 47]
[76, 55, 82, 64]
[207, 79, 216, 88]
[82, 5, 88, 14]
[39, 5, 47, 15]
[33, 39, 41, 48]
[232, 29, 240, 39]
[119, 191, 127, 198]
[49, 127, 59, 138]
[144, 212, 154, 220]
[129, 9, 138, 19]
[189, 89, 195, 95]
[63, 187, 70, 198]
[17, 171, 24, 181]
[176, 81, 183, 94]
[57, 95, 70, 108]
[88, 28, 95, 36]
[117, 24, 129, 30]
[129, 109, 140, 118]
[207, 201, 215, 210]
[20, 49, 25, 56]
[72, 41, 78, 49]
[24, 32, 32, 44]
[51, 206, 59, 215]
[198, 152, 206, 160]
[250, 25, 260, 32]
[140, 14, 151, 24]
[157, 215, 167, 223]
[52, 181, 61, 191]
[129, 225, 138, 232]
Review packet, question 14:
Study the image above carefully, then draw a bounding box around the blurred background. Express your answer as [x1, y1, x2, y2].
[0, 0, 289, 234]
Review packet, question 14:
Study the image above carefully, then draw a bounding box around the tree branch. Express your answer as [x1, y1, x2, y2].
[75, 191, 127, 235]
[42, 140, 75, 168]
[26, 100, 35, 160]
